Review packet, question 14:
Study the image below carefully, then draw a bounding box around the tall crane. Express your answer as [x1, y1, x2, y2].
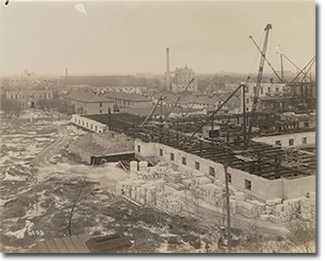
[245, 23, 272, 149]
[249, 35, 283, 83]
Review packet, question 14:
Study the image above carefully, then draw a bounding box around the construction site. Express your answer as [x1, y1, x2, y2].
[0, 21, 316, 253]
[52, 23, 315, 252]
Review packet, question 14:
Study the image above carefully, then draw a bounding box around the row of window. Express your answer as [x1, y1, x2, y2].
[116, 99, 135, 106]
[137, 145, 253, 190]
[10, 93, 52, 99]
[275, 137, 307, 147]
[158, 148, 221, 179]
[245, 86, 280, 94]
[74, 118, 100, 132]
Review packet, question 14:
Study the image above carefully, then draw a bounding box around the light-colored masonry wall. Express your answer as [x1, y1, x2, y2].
[282, 176, 315, 199]
[253, 132, 315, 148]
[135, 139, 315, 201]
[71, 114, 107, 133]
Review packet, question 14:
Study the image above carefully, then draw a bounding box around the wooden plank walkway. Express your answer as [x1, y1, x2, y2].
[25, 235, 91, 253]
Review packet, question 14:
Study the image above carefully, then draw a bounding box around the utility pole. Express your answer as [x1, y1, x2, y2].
[224, 163, 231, 252]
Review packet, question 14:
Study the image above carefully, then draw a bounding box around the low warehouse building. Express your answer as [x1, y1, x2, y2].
[105, 92, 152, 109]
[70, 131, 134, 164]
[64, 91, 115, 115]
[71, 114, 108, 133]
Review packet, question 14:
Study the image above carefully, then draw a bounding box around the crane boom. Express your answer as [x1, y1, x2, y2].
[289, 56, 316, 83]
[186, 80, 249, 142]
[249, 35, 283, 83]
[164, 78, 194, 121]
[183, 100, 197, 117]
[246, 23, 272, 149]
[282, 54, 314, 82]
[141, 97, 162, 127]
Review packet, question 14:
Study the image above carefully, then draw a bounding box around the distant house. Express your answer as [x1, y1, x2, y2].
[202, 106, 216, 116]
[105, 92, 152, 109]
[63, 91, 115, 114]
[66, 85, 91, 92]
[206, 80, 226, 93]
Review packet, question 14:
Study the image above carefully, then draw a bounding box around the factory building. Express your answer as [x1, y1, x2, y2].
[64, 91, 115, 115]
[171, 65, 198, 93]
[5, 89, 53, 108]
[104, 92, 152, 109]
[163, 48, 197, 93]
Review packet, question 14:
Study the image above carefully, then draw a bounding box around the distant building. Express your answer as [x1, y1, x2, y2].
[64, 91, 115, 114]
[71, 114, 108, 133]
[5, 89, 53, 109]
[66, 85, 91, 92]
[171, 65, 198, 93]
[253, 131, 315, 149]
[238, 82, 316, 113]
[105, 92, 152, 109]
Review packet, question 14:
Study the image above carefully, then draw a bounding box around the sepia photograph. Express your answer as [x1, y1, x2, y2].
[0, 0, 316, 254]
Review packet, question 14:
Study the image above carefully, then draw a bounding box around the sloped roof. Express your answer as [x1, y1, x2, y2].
[64, 91, 114, 103]
[153, 92, 240, 107]
[105, 92, 151, 102]
[119, 105, 202, 117]
[204, 106, 216, 112]
[120, 106, 170, 117]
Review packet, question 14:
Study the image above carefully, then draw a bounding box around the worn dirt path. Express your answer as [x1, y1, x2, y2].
[34, 124, 69, 167]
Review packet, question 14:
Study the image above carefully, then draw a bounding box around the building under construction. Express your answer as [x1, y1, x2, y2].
[69, 23, 315, 202]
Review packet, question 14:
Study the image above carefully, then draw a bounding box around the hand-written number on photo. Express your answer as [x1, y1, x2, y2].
[28, 230, 45, 236]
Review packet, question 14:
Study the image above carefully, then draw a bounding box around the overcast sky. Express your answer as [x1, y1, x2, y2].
[0, 0, 315, 76]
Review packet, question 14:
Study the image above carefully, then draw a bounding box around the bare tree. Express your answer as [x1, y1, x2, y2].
[67, 176, 88, 236]
[286, 220, 316, 253]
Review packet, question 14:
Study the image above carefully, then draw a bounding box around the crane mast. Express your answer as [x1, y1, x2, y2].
[249, 35, 283, 83]
[245, 23, 272, 149]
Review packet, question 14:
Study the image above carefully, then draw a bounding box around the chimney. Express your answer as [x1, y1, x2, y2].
[166, 48, 171, 91]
